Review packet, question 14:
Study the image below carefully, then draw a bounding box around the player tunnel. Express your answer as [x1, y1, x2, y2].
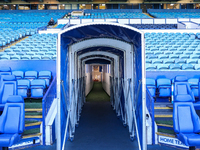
[57, 22, 146, 150]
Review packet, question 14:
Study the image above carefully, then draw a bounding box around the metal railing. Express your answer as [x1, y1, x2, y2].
[110, 76, 142, 150]
[42, 76, 57, 145]
[146, 88, 155, 145]
[61, 77, 85, 150]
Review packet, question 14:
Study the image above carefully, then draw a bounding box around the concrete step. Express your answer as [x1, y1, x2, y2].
[156, 132, 175, 138]
[25, 122, 42, 127]
[25, 108, 42, 112]
[22, 133, 42, 139]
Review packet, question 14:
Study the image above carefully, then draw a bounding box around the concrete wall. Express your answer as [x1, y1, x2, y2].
[102, 64, 111, 96]
[85, 64, 93, 96]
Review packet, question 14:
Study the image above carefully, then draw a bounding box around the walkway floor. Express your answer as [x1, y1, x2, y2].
[25, 82, 178, 150]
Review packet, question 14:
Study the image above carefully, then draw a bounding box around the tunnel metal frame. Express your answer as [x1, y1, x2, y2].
[57, 22, 146, 150]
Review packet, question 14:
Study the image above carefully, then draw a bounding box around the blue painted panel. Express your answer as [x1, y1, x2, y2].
[0, 60, 56, 77]
[146, 71, 200, 80]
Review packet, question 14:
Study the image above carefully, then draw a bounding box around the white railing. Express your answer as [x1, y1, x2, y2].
[57, 18, 200, 25]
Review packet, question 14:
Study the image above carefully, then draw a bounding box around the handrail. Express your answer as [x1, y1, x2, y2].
[146, 88, 155, 145]
[42, 76, 57, 145]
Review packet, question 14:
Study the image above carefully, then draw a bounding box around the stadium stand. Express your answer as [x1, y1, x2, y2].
[147, 9, 200, 18]
[145, 32, 200, 70]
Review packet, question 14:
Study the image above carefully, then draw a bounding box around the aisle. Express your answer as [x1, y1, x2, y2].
[64, 82, 139, 150]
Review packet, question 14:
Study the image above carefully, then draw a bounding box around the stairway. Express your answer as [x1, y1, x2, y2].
[143, 13, 155, 18]
[154, 102, 175, 137]
[1, 36, 28, 52]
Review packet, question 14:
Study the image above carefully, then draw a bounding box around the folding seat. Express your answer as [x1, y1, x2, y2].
[146, 59, 152, 64]
[146, 51, 154, 55]
[41, 56, 52, 60]
[187, 59, 197, 64]
[183, 51, 193, 55]
[7, 52, 15, 56]
[179, 55, 189, 59]
[188, 78, 199, 98]
[182, 64, 194, 70]
[169, 64, 181, 70]
[169, 55, 179, 59]
[174, 51, 183, 55]
[0, 95, 24, 148]
[177, 48, 186, 51]
[30, 79, 46, 98]
[148, 54, 158, 59]
[12, 71, 24, 79]
[193, 52, 200, 55]
[146, 64, 157, 71]
[24, 71, 38, 81]
[10, 55, 20, 60]
[0, 67, 11, 75]
[190, 55, 199, 59]
[164, 51, 173, 55]
[0, 75, 17, 109]
[154, 51, 163, 55]
[52, 55, 57, 60]
[4, 48, 13, 53]
[146, 78, 156, 97]
[158, 55, 169, 59]
[163, 59, 174, 64]
[26, 52, 35, 56]
[157, 64, 169, 71]
[38, 71, 52, 87]
[31, 55, 41, 60]
[21, 49, 30, 53]
[152, 59, 163, 64]
[21, 56, 31, 60]
[175, 59, 186, 64]
[17, 79, 30, 98]
[157, 78, 171, 97]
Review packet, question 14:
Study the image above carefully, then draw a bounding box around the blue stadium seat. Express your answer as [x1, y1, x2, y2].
[194, 64, 200, 70]
[24, 71, 38, 81]
[30, 79, 46, 98]
[169, 64, 181, 70]
[12, 71, 24, 79]
[0, 75, 17, 110]
[182, 64, 194, 70]
[157, 78, 171, 97]
[157, 64, 169, 71]
[188, 78, 199, 98]
[146, 64, 157, 71]
[0, 95, 24, 148]
[0, 67, 11, 76]
[174, 75, 195, 102]
[38, 71, 52, 87]
[173, 101, 200, 148]
[146, 78, 156, 97]
[17, 79, 30, 98]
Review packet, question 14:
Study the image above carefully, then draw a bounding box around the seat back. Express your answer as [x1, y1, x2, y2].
[0, 75, 17, 104]
[174, 75, 195, 102]
[173, 102, 200, 134]
[0, 96, 24, 134]
[0, 67, 11, 76]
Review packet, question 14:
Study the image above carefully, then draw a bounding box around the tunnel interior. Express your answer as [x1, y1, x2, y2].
[57, 22, 146, 150]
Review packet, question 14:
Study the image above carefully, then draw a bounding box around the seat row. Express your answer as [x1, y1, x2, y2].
[0, 69, 52, 98]
[146, 64, 200, 71]
[146, 77, 199, 99]
[146, 58, 200, 63]
[0, 54, 57, 60]
[130, 24, 177, 29]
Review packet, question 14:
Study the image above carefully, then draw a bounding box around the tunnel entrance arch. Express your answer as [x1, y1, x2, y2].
[57, 22, 146, 150]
